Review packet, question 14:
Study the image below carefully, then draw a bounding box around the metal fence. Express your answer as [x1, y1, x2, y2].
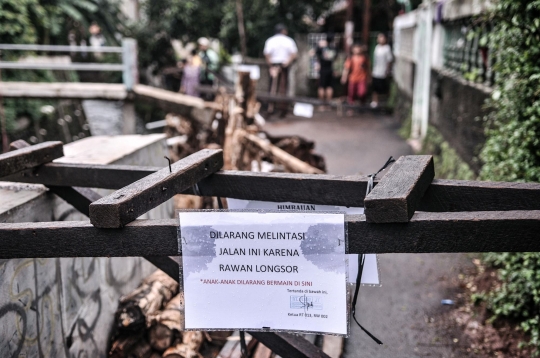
[443, 21, 494, 86]
[0, 39, 138, 90]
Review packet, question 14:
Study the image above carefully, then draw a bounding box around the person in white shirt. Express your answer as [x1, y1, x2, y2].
[263, 24, 298, 116]
[371, 33, 393, 108]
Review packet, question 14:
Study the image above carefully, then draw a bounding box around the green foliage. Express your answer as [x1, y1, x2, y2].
[479, 0, 540, 182]
[0, 0, 44, 44]
[481, 253, 540, 354]
[1, 69, 59, 137]
[398, 113, 475, 180]
[421, 127, 475, 180]
[477, 0, 540, 354]
[0, 0, 124, 45]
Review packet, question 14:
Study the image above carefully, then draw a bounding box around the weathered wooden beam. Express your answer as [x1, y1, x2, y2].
[1, 163, 160, 189]
[194, 170, 363, 206]
[248, 332, 330, 358]
[4, 163, 540, 212]
[49, 186, 101, 216]
[133, 84, 220, 112]
[89, 149, 223, 228]
[1, 211, 540, 258]
[9, 139, 31, 151]
[0, 141, 63, 177]
[240, 129, 324, 174]
[418, 179, 540, 212]
[48, 181, 181, 280]
[2, 165, 365, 204]
[364, 155, 434, 223]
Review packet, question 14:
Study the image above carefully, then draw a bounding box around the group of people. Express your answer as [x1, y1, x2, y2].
[179, 25, 392, 117]
[316, 32, 393, 110]
[179, 37, 219, 99]
[262, 24, 393, 116]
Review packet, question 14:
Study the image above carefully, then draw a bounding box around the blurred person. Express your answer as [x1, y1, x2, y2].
[198, 37, 219, 94]
[371, 33, 393, 108]
[264, 24, 298, 117]
[314, 33, 337, 110]
[181, 50, 202, 97]
[89, 22, 105, 59]
[341, 44, 370, 111]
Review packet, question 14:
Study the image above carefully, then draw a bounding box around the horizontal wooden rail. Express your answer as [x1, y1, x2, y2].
[1, 211, 539, 258]
[0, 44, 123, 53]
[89, 149, 223, 228]
[0, 141, 63, 177]
[4, 164, 540, 212]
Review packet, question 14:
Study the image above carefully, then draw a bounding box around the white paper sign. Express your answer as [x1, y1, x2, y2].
[180, 211, 348, 335]
[293, 103, 314, 118]
[227, 199, 380, 286]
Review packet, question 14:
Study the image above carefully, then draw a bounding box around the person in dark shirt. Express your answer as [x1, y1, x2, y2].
[315, 33, 337, 110]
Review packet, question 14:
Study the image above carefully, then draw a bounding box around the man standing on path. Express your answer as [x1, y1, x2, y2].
[264, 24, 298, 117]
[371, 33, 393, 108]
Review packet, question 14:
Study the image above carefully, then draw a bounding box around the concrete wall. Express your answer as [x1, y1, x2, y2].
[428, 69, 489, 171]
[393, 0, 493, 171]
[0, 134, 173, 357]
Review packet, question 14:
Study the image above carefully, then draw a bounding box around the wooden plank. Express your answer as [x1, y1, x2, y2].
[194, 171, 363, 206]
[9, 139, 31, 151]
[1, 163, 160, 189]
[2, 211, 540, 258]
[0, 82, 127, 100]
[48, 180, 182, 281]
[89, 149, 223, 228]
[0, 141, 63, 177]
[364, 155, 434, 223]
[144, 256, 180, 281]
[241, 129, 325, 174]
[253, 343, 273, 358]
[3, 166, 368, 206]
[133, 84, 219, 112]
[419, 179, 540, 212]
[5, 163, 540, 212]
[48, 186, 101, 216]
[249, 332, 330, 358]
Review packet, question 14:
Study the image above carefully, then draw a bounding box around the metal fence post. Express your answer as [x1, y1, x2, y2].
[122, 38, 138, 91]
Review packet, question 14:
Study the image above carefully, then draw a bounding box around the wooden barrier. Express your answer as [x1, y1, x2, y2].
[2, 142, 540, 358]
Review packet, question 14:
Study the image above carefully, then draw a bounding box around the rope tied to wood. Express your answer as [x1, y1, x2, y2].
[350, 156, 395, 346]
[365, 156, 395, 197]
[352, 254, 383, 345]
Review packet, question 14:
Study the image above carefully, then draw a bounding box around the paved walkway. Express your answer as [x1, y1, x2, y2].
[264, 111, 472, 358]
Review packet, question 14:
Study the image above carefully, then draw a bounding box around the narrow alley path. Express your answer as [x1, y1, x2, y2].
[264, 111, 474, 358]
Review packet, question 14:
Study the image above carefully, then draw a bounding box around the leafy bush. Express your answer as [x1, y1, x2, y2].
[482, 253, 540, 352]
[478, 0, 540, 354]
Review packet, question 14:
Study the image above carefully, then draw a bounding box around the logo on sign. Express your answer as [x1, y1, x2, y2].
[290, 295, 323, 310]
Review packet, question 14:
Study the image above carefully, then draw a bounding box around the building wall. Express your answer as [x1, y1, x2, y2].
[0, 135, 172, 357]
[428, 69, 489, 171]
[392, 0, 492, 171]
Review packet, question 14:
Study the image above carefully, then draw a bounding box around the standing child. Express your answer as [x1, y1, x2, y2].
[180, 50, 201, 97]
[315, 33, 337, 110]
[341, 44, 370, 108]
[371, 33, 393, 108]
